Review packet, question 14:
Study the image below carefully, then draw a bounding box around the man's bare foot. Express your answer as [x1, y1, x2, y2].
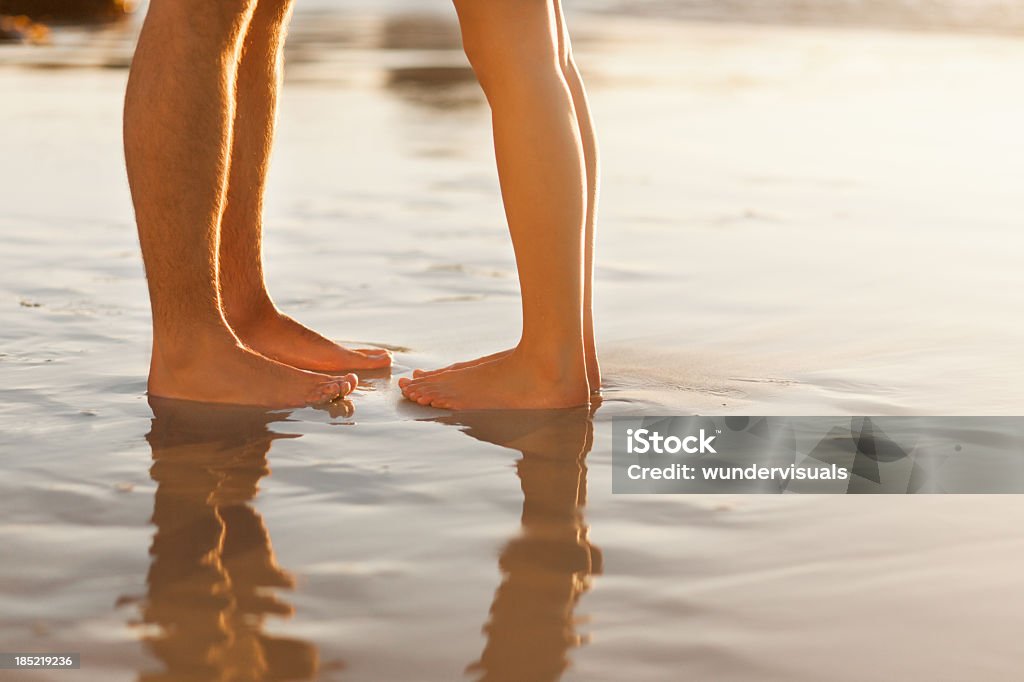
[412, 348, 603, 392]
[398, 349, 589, 410]
[149, 332, 358, 407]
[230, 307, 391, 373]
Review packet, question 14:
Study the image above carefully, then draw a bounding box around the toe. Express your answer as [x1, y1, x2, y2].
[356, 348, 391, 364]
[413, 366, 456, 379]
[307, 381, 343, 404]
[363, 350, 393, 367]
[403, 378, 433, 403]
[400, 382, 420, 401]
[398, 376, 413, 389]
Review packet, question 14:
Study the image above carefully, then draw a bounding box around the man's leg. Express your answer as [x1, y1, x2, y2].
[124, 0, 355, 406]
[400, 0, 589, 410]
[409, 0, 601, 392]
[217, 0, 390, 372]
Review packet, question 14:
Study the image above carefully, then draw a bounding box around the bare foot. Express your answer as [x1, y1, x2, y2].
[149, 332, 358, 407]
[413, 348, 603, 392]
[411, 349, 512, 378]
[231, 308, 391, 373]
[398, 349, 589, 410]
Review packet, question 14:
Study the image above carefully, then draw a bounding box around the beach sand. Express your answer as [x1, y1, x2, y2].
[1, 5, 1024, 680]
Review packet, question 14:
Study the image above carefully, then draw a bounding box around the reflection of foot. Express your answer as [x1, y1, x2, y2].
[501, 533, 602, 577]
[232, 308, 391, 373]
[399, 349, 588, 410]
[413, 347, 602, 392]
[149, 332, 357, 407]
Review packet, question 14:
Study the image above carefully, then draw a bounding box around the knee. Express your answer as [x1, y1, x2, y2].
[453, 0, 560, 92]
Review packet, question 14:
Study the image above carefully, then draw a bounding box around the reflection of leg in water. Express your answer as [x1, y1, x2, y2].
[137, 398, 319, 682]
[436, 409, 603, 682]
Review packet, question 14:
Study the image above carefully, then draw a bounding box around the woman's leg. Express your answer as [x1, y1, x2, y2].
[217, 0, 391, 372]
[409, 0, 601, 393]
[124, 0, 355, 406]
[400, 0, 589, 410]
[554, 0, 602, 392]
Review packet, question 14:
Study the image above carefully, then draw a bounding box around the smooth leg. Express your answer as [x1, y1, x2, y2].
[556, 0, 602, 391]
[217, 0, 390, 372]
[125, 0, 355, 407]
[409, 0, 601, 393]
[400, 0, 589, 410]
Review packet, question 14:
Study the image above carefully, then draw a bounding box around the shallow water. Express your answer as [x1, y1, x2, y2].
[2, 6, 1024, 681]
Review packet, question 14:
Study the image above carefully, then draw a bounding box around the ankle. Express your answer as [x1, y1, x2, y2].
[152, 321, 238, 373]
[514, 339, 588, 385]
[222, 293, 278, 334]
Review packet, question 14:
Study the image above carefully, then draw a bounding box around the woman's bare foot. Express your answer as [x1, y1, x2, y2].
[411, 349, 512, 378]
[230, 307, 392, 373]
[149, 332, 358, 407]
[413, 348, 602, 392]
[398, 349, 589, 410]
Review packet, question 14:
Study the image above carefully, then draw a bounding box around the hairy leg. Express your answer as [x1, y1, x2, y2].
[124, 0, 355, 407]
[400, 0, 589, 410]
[217, 0, 390, 372]
[410, 0, 601, 392]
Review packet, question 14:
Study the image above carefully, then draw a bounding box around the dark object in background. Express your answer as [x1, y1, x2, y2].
[0, 0, 132, 23]
[0, 14, 48, 42]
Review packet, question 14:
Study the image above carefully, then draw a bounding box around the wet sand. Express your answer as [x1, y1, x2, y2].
[2, 6, 1024, 681]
